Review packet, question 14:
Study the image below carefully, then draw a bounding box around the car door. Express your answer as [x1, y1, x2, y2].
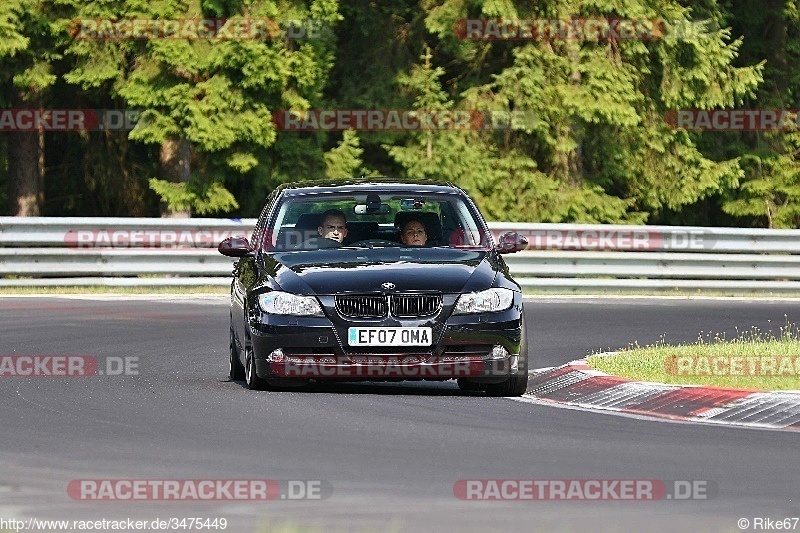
[231, 189, 280, 351]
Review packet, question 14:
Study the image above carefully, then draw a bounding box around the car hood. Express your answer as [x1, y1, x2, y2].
[264, 248, 497, 294]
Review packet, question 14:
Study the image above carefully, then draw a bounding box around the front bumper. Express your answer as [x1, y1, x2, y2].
[249, 293, 524, 382]
[262, 353, 519, 382]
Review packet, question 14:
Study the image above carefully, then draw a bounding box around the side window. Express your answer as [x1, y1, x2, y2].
[252, 188, 280, 252]
[447, 196, 489, 247]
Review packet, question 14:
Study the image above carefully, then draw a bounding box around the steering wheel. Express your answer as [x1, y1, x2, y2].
[348, 239, 400, 247]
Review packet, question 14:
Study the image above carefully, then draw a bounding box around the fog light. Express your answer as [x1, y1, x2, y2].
[267, 349, 284, 363]
[489, 345, 509, 360]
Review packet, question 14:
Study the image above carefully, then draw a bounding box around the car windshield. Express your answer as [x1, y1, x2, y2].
[260, 191, 491, 251]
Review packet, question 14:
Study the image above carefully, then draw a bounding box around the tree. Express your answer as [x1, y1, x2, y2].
[63, 0, 342, 216]
[0, 0, 59, 215]
[324, 129, 369, 178]
[408, 0, 763, 222]
[716, 0, 800, 228]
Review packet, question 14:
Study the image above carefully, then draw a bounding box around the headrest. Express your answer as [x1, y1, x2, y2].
[295, 212, 323, 230]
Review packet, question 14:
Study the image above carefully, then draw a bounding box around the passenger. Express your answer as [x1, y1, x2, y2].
[400, 219, 427, 246]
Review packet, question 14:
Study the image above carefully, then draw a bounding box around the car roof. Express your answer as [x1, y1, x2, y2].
[277, 177, 464, 197]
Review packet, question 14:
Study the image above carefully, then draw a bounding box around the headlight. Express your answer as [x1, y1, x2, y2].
[453, 288, 514, 314]
[257, 292, 323, 316]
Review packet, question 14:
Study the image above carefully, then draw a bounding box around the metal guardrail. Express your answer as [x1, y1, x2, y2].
[2, 217, 800, 292]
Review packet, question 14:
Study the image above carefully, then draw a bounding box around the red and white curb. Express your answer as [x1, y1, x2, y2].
[516, 360, 800, 431]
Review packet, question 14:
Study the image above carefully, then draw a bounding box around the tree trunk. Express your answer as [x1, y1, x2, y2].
[763, 0, 787, 99]
[158, 137, 191, 218]
[7, 89, 42, 216]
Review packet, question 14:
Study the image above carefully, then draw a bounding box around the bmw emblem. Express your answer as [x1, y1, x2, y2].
[381, 282, 395, 290]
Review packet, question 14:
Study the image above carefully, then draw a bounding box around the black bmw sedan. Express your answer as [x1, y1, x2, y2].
[218, 179, 530, 396]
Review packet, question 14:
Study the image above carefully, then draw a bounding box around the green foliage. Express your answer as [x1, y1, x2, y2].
[149, 177, 238, 216]
[58, 0, 341, 215]
[387, 33, 649, 222]
[709, 0, 800, 228]
[0, 0, 61, 99]
[3, 0, 800, 226]
[721, 132, 800, 228]
[324, 129, 367, 179]
[454, 1, 763, 221]
[0, 2, 30, 59]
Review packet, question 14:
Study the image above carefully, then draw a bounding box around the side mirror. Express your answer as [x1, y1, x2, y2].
[218, 236, 253, 257]
[495, 231, 528, 254]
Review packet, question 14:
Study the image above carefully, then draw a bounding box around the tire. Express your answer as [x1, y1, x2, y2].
[484, 315, 529, 397]
[241, 326, 306, 391]
[483, 361, 528, 397]
[229, 322, 245, 381]
[243, 336, 267, 391]
[456, 378, 481, 392]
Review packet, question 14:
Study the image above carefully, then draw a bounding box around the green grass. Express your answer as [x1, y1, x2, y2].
[587, 321, 800, 391]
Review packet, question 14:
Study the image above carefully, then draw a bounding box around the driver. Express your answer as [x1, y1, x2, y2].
[317, 209, 348, 244]
[296, 209, 348, 250]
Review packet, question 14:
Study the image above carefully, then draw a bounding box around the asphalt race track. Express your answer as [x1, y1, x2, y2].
[0, 296, 798, 532]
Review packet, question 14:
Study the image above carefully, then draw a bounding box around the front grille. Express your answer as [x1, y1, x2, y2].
[335, 294, 442, 318]
[391, 294, 442, 317]
[336, 295, 386, 318]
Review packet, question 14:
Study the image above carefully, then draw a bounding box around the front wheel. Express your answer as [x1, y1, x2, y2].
[482, 365, 528, 397]
[229, 322, 245, 381]
[456, 378, 481, 392]
[243, 339, 266, 391]
[484, 315, 529, 397]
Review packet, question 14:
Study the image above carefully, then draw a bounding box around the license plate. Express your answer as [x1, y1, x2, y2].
[348, 327, 432, 346]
